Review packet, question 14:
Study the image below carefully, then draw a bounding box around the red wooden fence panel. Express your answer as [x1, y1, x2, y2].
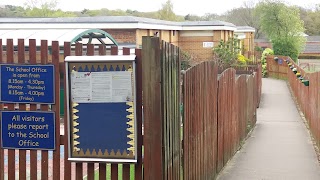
[285, 56, 320, 155]
[0, 37, 262, 180]
[183, 61, 218, 180]
[0, 39, 143, 180]
[183, 64, 260, 179]
[0, 39, 3, 180]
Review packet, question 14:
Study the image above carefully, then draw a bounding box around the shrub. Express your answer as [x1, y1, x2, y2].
[272, 37, 304, 62]
[237, 54, 247, 66]
[261, 48, 274, 77]
[180, 51, 193, 70]
[213, 36, 241, 68]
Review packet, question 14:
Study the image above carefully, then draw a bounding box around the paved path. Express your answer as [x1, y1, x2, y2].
[217, 78, 320, 180]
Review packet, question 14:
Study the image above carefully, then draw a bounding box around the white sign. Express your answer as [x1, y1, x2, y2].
[70, 71, 132, 103]
[203, 42, 214, 48]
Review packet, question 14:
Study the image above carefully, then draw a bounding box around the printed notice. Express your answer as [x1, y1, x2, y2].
[1, 111, 55, 150]
[0, 65, 55, 104]
[70, 71, 132, 103]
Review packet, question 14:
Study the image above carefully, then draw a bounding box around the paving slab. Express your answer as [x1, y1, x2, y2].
[217, 78, 320, 180]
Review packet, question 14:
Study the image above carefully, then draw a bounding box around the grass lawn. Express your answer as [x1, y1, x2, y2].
[83, 164, 135, 180]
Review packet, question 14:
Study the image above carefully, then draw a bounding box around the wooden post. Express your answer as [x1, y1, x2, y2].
[142, 36, 163, 180]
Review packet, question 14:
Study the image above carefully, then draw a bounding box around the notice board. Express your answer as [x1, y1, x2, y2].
[0, 64, 55, 104]
[65, 56, 137, 163]
[1, 111, 55, 150]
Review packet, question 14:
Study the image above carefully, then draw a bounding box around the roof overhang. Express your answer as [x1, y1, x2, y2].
[0, 29, 118, 46]
[0, 22, 236, 31]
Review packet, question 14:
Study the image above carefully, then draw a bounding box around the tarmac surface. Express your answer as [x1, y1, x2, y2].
[217, 78, 320, 180]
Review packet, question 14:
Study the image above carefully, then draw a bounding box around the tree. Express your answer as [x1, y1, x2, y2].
[255, 0, 306, 61]
[213, 36, 242, 68]
[300, 6, 320, 35]
[184, 14, 202, 21]
[24, 0, 57, 17]
[202, 13, 219, 21]
[24, 0, 75, 17]
[222, 1, 263, 38]
[158, 0, 178, 21]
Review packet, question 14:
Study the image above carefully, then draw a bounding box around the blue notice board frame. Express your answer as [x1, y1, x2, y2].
[65, 55, 137, 163]
[1, 111, 55, 150]
[0, 64, 55, 104]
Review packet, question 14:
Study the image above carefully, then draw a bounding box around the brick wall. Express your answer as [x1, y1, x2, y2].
[179, 30, 233, 62]
[179, 36, 216, 62]
[136, 29, 179, 47]
[102, 29, 136, 44]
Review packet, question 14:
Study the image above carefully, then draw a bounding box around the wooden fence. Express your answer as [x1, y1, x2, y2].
[182, 61, 262, 179]
[1, 36, 262, 180]
[267, 55, 320, 151]
[0, 39, 143, 180]
[266, 55, 289, 79]
[286, 57, 320, 148]
[142, 37, 182, 179]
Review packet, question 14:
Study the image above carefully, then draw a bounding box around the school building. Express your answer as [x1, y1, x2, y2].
[0, 16, 255, 62]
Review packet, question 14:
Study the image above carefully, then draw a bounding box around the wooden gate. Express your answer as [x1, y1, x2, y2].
[142, 37, 181, 180]
[0, 39, 143, 180]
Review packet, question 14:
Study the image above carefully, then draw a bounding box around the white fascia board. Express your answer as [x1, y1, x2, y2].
[0, 22, 235, 31]
[181, 26, 236, 31]
[234, 29, 255, 33]
[137, 22, 181, 30]
[0, 23, 139, 29]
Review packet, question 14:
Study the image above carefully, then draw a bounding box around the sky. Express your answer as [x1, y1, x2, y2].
[0, 0, 319, 16]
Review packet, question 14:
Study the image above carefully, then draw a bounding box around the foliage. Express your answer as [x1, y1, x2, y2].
[158, 0, 182, 21]
[222, 0, 263, 38]
[237, 54, 247, 66]
[180, 51, 193, 70]
[261, 48, 274, 77]
[255, 0, 306, 62]
[24, 0, 76, 17]
[213, 37, 241, 68]
[1, 0, 320, 37]
[255, 46, 263, 52]
[299, 6, 320, 36]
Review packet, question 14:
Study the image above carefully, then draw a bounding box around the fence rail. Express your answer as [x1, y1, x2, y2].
[0, 39, 143, 180]
[0, 37, 262, 180]
[267, 55, 320, 158]
[182, 61, 262, 179]
[286, 57, 320, 149]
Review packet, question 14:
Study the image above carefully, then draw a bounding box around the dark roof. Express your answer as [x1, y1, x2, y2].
[302, 43, 320, 54]
[236, 26, 255, 31]
[306, 36, 320, 42]
[254, 38, 270, 43]
[0, 16, 236, 27]
[181, 20, 235, 27]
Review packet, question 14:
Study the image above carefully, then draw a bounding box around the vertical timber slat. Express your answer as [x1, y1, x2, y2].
[7, 39, 15, 180]
[0, 39, 3, 180]
[63, 41, 72, 180]
[75, 43, 83, 180]
[52, 41, 61, 180]
[143, 37, 163, 180]
[98, 45, 107, 180]
[110, 46, 119, 180]
[18, 39, 27, 180]
[40, 40, 49, 179]
[86, 44, 95, 180]
[134, 48, 143, 180]
[29, 39, 38, 180]
[122, 47, 131, 180]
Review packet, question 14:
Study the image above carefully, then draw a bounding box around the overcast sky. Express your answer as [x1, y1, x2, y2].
[0, 0, 319, 16]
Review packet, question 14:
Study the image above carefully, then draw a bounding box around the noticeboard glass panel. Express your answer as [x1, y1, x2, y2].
[65, 57, 137, 163]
